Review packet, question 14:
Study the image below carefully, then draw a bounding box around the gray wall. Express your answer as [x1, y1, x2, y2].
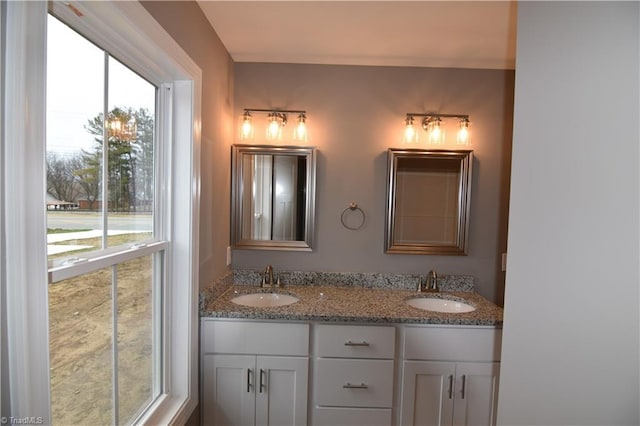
[139, 3, 236, 424]
[141, 1, 234, 287]
[233, 63, 514, 304]
[498, 2, 639, 424]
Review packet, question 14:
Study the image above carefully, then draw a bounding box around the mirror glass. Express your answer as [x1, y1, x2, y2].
[385, 149, 473, 255]
[231, 145, 316, 251]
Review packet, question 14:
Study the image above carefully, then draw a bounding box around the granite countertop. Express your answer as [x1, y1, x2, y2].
[201, 284, 503, 326]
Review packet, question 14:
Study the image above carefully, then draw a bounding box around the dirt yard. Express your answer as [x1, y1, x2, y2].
[48, 238, 155, 425]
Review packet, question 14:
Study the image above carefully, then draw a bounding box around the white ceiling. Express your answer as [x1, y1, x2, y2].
[197, 1, 517, 70]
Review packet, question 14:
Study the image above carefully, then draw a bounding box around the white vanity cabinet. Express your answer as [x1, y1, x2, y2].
[312, 324, 396, 426]
[201, 318, 502, 426]
[400, 327, 502, 426]
[201, 320, 309, 426]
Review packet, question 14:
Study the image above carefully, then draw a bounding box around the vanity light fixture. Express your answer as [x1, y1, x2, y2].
[403, 113, 471, 146]
[240, 108, 308, 142]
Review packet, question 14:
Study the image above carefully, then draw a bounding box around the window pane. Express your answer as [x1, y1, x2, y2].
[49, 267, 114, 425]
[106, 57, 156, 247]
[117, 254, 160, 424]
[46, 15, 104, 262]
[46, 15, 157, 264]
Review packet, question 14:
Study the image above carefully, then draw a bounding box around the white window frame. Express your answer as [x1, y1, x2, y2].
[2, 1, 201, 424]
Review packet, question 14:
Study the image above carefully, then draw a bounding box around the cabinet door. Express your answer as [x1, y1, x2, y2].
[203, 354, 256, 426]
[452, 362, 500, 426]
[401, 361, 455, 426]
[256, 356, 308, 426]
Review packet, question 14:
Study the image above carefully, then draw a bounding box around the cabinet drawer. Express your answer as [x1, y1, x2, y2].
[404, 326, 502, 361]
[202, 320, 309, 355]
[315, 359, 393, 407]
[315, 324, 395, 359]
[313, 407, 392, 426]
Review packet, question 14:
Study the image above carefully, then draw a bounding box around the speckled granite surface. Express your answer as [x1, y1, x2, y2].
[200, 283, 503, 326]
[199, 270, 233, 312]
[231, 269, 475, 292]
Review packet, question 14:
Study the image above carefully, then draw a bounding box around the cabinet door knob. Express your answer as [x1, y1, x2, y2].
[343, 382, 368, 389]
[344, 340, 369, 347]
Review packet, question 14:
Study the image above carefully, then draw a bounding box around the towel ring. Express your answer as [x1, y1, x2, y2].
[341, 202, 366, 231]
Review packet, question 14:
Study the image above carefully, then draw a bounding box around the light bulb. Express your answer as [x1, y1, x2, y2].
[240, 111, 253, 140]
[266, 114, 282, 140]
[456, 118, 470, 145]
[426, 117, 445, 144]
[293, 113, 307, 142]
[403, 116, 418, 143]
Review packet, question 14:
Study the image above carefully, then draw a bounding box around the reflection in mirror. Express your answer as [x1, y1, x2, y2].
[241, 154, 306, 241]
[385, 149, 473, 255]
[232, 145, 316, 251]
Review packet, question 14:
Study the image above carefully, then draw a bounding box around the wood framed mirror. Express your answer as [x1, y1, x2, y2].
[385, 148, 473, 255]
[231, 144, 316, 251]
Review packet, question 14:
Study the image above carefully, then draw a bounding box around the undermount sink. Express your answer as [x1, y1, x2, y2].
[231, 292, 299, 308]
[406, 296, 476, 313]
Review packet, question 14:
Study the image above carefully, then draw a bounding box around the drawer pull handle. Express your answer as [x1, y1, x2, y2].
[247, 368, 253, 393]
[343, 382, 368, 389]
[448, 375, 454, 399]
[344, 340, 369, 347]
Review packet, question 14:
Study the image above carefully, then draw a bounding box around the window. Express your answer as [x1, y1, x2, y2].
[2, 2, 201, 424]
[46, 16, 158, 257]
[46, 16, 163, 424]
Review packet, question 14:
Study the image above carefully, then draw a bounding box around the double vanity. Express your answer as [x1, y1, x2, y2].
[200, 271, 503, 426]
[209, 143, 501, 425]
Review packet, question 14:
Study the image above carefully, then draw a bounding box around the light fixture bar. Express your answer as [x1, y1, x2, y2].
[244, 108, 307, 115]
[405, 113, 469, 120]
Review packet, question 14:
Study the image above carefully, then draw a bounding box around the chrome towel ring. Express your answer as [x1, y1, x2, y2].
[340, 202, 366, 231]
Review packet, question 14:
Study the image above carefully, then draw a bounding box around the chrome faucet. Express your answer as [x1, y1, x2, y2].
[262, 264, 281, 288]
[263, 264, 274, 287]
[418, 270, 439, 292]
[426, 269, 438, 292]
